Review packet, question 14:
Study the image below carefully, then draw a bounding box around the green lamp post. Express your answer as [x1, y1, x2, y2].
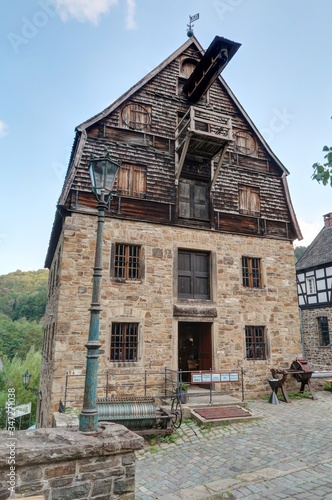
[79, 153, 121, 433]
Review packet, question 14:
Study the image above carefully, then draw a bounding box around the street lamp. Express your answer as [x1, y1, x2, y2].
[22, 370, 39, 395]
[79, 152, 121, 433]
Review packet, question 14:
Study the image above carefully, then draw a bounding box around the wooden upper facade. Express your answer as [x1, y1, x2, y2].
[45, 35, 302, 268]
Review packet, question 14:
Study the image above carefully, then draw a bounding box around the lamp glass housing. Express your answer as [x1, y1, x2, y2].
[89, 155, 121, 198]
[22, 370, 31, 388]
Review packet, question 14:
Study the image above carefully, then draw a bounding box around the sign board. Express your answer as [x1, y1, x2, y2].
[190, 13, 199, 22]
[191, 372, 239, 384]
[14, 402, 31, 418]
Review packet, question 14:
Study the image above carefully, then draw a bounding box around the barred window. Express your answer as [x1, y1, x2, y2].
[114, 244, 140, 280]
[245, 326, 266, 360]
[318, 317, 330, 346]
[242, 257, 262, 288]
[110, 323, 138, 362]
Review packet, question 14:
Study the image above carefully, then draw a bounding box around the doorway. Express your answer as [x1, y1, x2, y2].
[178, 322, 212, 382]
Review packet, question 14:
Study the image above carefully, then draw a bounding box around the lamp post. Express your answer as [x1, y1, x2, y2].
[79, 153, 121, 433]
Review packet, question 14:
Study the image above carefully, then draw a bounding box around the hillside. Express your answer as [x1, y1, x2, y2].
[0, 269, 48, 359]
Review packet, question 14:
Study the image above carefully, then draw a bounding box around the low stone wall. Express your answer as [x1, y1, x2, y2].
[0, 423, 143, 500]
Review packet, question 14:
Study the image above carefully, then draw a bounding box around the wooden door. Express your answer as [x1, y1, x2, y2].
[199, 323, 212, 371]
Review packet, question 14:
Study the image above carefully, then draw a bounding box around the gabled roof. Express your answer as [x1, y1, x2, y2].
[296, 225, 332, 271]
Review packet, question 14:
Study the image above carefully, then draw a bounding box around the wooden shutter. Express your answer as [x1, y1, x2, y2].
[193, 182, 209, 219]
[133, 166, 146, 198]
[179, 180, 191, 218]
[117, 165, 130, 195]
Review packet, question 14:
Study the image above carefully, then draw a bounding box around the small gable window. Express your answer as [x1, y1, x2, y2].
[120, 103, 151, 131]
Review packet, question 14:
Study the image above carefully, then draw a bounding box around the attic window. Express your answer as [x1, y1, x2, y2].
[120, 103, 151, 131]
[180, 58, 198, 78]
[235, 131, 256, 156]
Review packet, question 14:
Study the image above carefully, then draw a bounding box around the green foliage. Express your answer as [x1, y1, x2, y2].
[294, 246, 307, 262]
[0, 348, 41, 429]
[312, 145, 332, 186]
[0, 313, 43, 360]
[0, 269, 48, 321]
[325, 382, 332, 392]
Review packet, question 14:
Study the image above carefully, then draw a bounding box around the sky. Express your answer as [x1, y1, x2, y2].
[1, 0, 332, 275]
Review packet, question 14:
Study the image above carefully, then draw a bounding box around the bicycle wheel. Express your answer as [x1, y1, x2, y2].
[171, 396, 182, 429]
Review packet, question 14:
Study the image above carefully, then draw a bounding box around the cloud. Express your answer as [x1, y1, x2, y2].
[295, 218, 323, 247]
[54, 0, 118, 25]
[0, 121, 8, 138]
[126, 0, 137, 30]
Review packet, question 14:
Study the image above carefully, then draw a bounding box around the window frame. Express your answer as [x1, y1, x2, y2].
[111, 243, 142, 281]
[178, 250, 210, 300]
[117, 163, 147, 199]
[242, 257, 262, 288]
[306, 277, 316, 295]
[317, 317, 330, 346]
[178, 178, 210, 221]
[238, 184, 261, 216]
[110, 322, 139, 362]
[245, 326, 266, 360]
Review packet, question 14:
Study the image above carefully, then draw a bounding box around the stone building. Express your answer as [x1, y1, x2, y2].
[296, 212, 332, 369]
[38, 35, 303, 427]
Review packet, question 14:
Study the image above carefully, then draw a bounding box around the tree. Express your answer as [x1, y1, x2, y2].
[0, 348, 41, 429]
[294, 246, 307, 262]
[312, 145, 332, 186]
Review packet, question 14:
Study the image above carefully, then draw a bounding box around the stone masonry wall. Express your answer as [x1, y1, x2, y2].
[0, 424, 143, 500]
[301, 307, 332, 370]
[39, 212, 302, 426]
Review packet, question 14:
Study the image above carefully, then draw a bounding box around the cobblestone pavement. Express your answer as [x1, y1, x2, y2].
[135, 391, 332, 499]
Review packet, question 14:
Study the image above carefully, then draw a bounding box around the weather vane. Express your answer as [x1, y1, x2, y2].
[187, 13, 199, 37]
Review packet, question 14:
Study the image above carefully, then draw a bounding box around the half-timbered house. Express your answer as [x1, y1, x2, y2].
[39, 35, 303, 427]
[296, 212, 332, 369]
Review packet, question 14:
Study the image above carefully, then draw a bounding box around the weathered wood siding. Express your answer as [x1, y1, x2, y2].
[62, 42, 295, 242]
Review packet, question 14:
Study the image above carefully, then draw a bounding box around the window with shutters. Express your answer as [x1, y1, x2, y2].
[242, 257, 262, 288]
[245, 326, 266, 360]
[179, 179, 210, 220]
[117, 164, 146, 198]
[110, 323, 138, 362]
[178, 250, 210, 299]
[318, 317, 330, 346]
[238, 185, 260, 216]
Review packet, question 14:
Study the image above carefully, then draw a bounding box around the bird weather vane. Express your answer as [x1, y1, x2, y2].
[187, 13, 199, 37]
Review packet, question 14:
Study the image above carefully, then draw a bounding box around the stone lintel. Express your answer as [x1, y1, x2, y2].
[173, 305, 218, 317]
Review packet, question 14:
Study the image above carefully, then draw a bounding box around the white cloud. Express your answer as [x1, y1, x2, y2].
[295, 218, 323, 247]
[54, 0, 118, 25]
[126, 0, 137, 30]
[0, 121, 8, 138]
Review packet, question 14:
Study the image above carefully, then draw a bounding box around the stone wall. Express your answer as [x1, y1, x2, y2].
[301, 307, 332, 369]
[39, 214, 302, 426]
[0, 424, 143, 500]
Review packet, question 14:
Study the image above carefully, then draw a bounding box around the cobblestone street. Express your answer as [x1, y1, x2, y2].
[135, 391, 332, 499]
